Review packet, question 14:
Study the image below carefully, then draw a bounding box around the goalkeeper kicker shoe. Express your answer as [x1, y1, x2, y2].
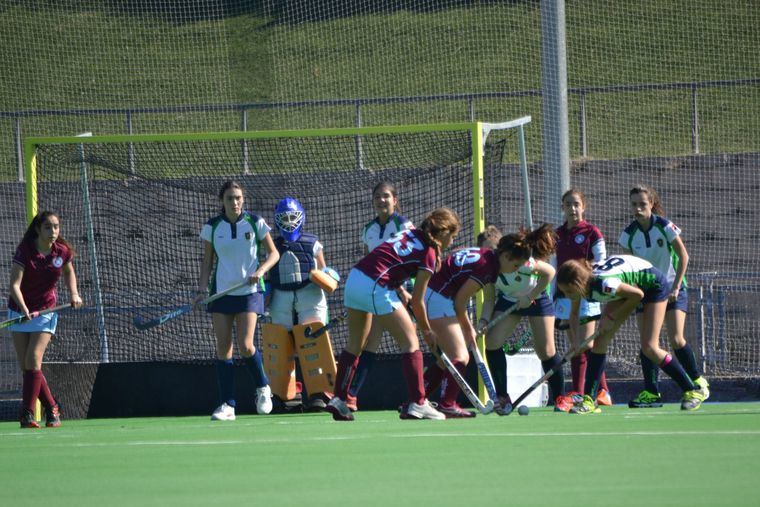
[405, 400, 446, 420]
[569, 394, 601, 414]
[628, 390, 663, 408]
[681, 387, 707, 411]
[255, 385, 273, 415]
[211, 403, 236, 421]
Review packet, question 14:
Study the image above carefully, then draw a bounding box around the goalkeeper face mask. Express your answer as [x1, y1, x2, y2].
[274, 197, 305, 242]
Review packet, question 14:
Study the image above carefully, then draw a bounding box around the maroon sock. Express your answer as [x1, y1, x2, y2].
[441, 361, 466, 406]
[599, 370, 609, 392]
[38, 373, 56, 409]
[571, 352, 588, 393]
[22, 370, 43, 413]
[333, 351, 359, 399]
[400, 350, 425, 405]
[423, 363, 445, 398]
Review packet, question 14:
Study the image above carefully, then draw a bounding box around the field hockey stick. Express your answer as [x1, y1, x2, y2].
[0, 303, 73, 330]
[422, 334, 494, 415]
[503, 327, 533, 356]
[510, 328, 602, 408]
[556, 314, 601, 331]
[133, 279, 250, 331]
[303, 311, 349, 339]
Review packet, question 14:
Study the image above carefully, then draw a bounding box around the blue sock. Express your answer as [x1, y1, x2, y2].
[485, 348, 508, 397]
[245, 350, 270, 388]
[674, 343, 701, 380]
[584, 352, 607, 399]
[348, 351, 377, 397]
[216, 359, 236, 407]
[640, 350, 660, 394]
[541, 354, 565, 400]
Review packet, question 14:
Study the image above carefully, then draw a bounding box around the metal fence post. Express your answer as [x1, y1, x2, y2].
[14, 116, 24, 182]
[691, 84, 700, 154]
[241, 108, 250, 174]
[579, 91, 588, 158]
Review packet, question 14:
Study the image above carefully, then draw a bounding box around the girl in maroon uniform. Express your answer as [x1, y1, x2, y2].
[8, 211, 83, 428]
[554, 188, 612, 405]
[326, 207, 460, 421]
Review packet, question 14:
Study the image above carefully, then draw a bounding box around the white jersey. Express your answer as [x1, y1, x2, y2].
[618, 214, 685, 287]
[200, 211, 271, 296]
[494, 257, 545, 302]
[361, 213, 414, 252]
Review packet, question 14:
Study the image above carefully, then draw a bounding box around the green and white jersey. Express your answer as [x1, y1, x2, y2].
[618, 214, 686, 288]
[200, 211, 271, 296]
[588, 255, 661, 302]
[495, 257, 549, 301]
[361, 212, 414, 252]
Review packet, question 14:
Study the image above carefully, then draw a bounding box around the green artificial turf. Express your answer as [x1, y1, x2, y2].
[1, 403, 759, 506]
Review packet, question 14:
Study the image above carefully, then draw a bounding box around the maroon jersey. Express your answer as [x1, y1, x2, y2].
[428, 247, 498, 299]
[354, 228, 437, 288]
[556, 220, 606, 266]
[9, 240, 73, 313]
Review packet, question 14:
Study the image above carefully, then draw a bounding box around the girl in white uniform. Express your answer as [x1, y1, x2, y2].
[195, 180, 280, 421]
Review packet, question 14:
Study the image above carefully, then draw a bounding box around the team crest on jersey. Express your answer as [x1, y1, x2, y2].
[245, 232, 252, 240]
[52, 256, 63, 268]
[574, 234, 585, 244]
[657, 238, 664, 247]
[603, 285, 612, 293]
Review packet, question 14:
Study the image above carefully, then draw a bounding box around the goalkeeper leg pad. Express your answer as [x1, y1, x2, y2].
[293, 322, 338, 395]
[261, 323, 297, 400]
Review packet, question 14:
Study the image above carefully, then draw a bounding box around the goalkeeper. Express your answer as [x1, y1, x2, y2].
[263, 197, 339, 412]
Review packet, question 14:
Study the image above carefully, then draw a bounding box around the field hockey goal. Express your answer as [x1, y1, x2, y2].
[18, 118, 533, 367]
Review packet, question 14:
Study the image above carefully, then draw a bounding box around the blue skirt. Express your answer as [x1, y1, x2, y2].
[206, 293, 264, 315]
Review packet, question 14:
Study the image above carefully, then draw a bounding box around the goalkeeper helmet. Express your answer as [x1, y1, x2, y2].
[274, 197, 305, 242]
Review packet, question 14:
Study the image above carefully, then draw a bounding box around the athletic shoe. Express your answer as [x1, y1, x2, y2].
[569, 394, 601, 414]
[211, 403, 236, 421]
[568, 391, 584, 404]
[554, 394, 575, 413]
[493, 394, 513, 416]
[628, 390, 663, 408]
[45, 404, 61, 428]
[694, 376, 710, 400]
[345, 393, 358, 412]
[326, 397, 355, 421]
[255, 385, 273, 415]
[20, 409, 40, 429]
[437, 402, 476, 418]
[596, 388, 613, 406]
[681, 388, 707, 411]
[405, 400, 446, 420]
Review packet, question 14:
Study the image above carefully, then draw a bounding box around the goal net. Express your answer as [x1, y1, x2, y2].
[17, 119, 532, 367]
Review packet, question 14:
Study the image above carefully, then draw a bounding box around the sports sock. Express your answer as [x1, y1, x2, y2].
[216, 359, 236, 407]
[423, 363, 446, 398]
[659, 354, 696, 392]
[22, 370, 43, 414]
[674, 343, 701, 380]
[640, 349, 660, 394]
[541, 354, 565, 400]
[440, 361, 466, 406]
[348, 351, 376, 397]
[245, 349, 270, 388]
[333, 350, 359, 399]
[400, 350, 425, 405]
[584, 352, 607, 399]
[571, 352, 587, 393]
[38, 372, 55, 409]
[485, 348, 508, 397]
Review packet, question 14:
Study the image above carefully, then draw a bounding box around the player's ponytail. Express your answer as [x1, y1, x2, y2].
[630, 184, 665, 215]
[418, 207, 461, 269]
[495, 230, 532, 261]
[556, 259, 594, 297]
[477, 224, 503, 249]
[525, 223, 557, 261]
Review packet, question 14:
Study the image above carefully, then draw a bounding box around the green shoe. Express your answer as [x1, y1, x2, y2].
[569, 394, 601, 414]
[628, 390, 663, 408]
[681, 388, 707, 411]
[693, 377, 710, 400]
